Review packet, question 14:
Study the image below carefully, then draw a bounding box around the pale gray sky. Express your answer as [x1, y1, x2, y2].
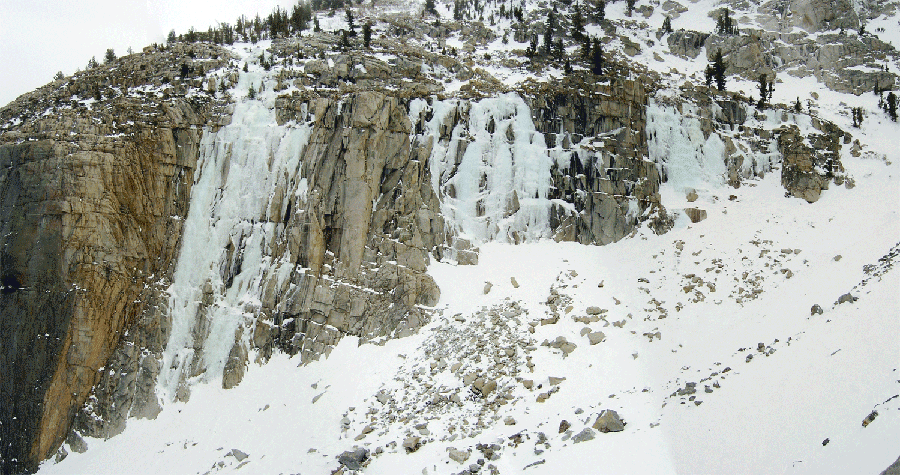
[0, 0, 295, 107]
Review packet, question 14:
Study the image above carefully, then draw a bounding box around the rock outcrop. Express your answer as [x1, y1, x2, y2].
[0, 43, 232, 474]
[778, 119, 847, 203]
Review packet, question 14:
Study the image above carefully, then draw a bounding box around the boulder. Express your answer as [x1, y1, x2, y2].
[593, 410, 625, 433]
[573, 428, 596, 443]
[403, 436, 423, 453]
[587, 331, 607, 345]
[338, 447, 369, 470]
[448, 447, 470, 464]
[684, 208, 707, 223]
[483, 282, 493, 294]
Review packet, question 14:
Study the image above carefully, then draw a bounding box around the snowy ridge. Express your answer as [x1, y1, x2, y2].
[412, 94, 556, 245]
[159, 72, 312, 400]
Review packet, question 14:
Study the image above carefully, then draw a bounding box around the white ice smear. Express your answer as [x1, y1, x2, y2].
[158, 94, 311, 400]
[412, 93, 554, 245]
[646, 100, 728, 193]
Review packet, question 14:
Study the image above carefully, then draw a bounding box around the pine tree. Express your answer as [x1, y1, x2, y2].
[572, 4, 585, 41]
[716, 8, 737, 35]
[705, 65, 714, 89]
[454, 0, 463, 20]
[591, 38, 603, 75]
[757, 74, 768, 108]
[564, 58, 573, 74]
[248, 82, 257, 99]
[243, 62, 249, 73]
[596, 0, 605, 22]
[888, 92, 898, 122]
[712, 49, 727, 91]
[87, 56, 99, 69]
[363, 22, 372, 48]
[346, 9, 356, 36]
[554, 38, 564, 60]
[54, 71, 65, 81]
[104, 48, 116, 64]
[626, 0, 635, 17]
[341, 29, 351, 49]
[425, 0, 437, 15]
[851, 107, 863, 127]
[527, 34, 538, 59]
[581, 36, 591, 60]
[544, 10, 555, 55]
[167, 30, 177, 43]
[662, 15, 672, 33]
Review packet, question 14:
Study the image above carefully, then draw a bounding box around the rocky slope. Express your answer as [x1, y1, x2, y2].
[1, 0, 898, 472]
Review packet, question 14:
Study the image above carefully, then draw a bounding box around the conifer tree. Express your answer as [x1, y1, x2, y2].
[662, 15, 672, 33]
[712, 49, 727, 91]
[595, 0, 605, 22]
[527, 34, 538, 59]
[591, 38, 603, 75]
[572, 4, 585, 41]
[564, 58, 573, 74]
[626, 0, 635, 17]
[248, 82, 257, 99]
[104, 48, 116, 64]
[888, 92, 898, 122]
[346, 9, 356, 36]
[425, 0, 437, 15]
[716, 8, 737, 35]
[851, 107, 863, 127]
[581, 36, 591, 60]
[544, 9, 555, 55]
[87, 56, 99, 69]
[54, 71, 65, 81]
[363, 22, 372, 48]
[705, 65, 713, 89]
[757, 74, 768, 108]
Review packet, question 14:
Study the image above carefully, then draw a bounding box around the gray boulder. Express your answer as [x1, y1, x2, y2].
[338, 447, 369, 470]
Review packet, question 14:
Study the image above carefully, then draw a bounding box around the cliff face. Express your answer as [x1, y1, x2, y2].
[0, 43, 231, 474]
[0, 14, 867, 472]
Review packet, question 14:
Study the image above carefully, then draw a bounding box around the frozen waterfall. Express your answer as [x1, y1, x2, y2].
[158, 95, 311, 400]
[411, 93, 556, 245]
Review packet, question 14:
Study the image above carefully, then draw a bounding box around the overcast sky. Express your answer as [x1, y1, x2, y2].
[0, 0, 298, 108]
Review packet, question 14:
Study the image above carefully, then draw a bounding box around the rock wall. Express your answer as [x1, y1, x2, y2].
[0, 43, 231, 474]
[524, 78, 662, 245]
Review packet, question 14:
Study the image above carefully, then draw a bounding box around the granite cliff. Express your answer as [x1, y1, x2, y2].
[2, 0, 896, 472]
